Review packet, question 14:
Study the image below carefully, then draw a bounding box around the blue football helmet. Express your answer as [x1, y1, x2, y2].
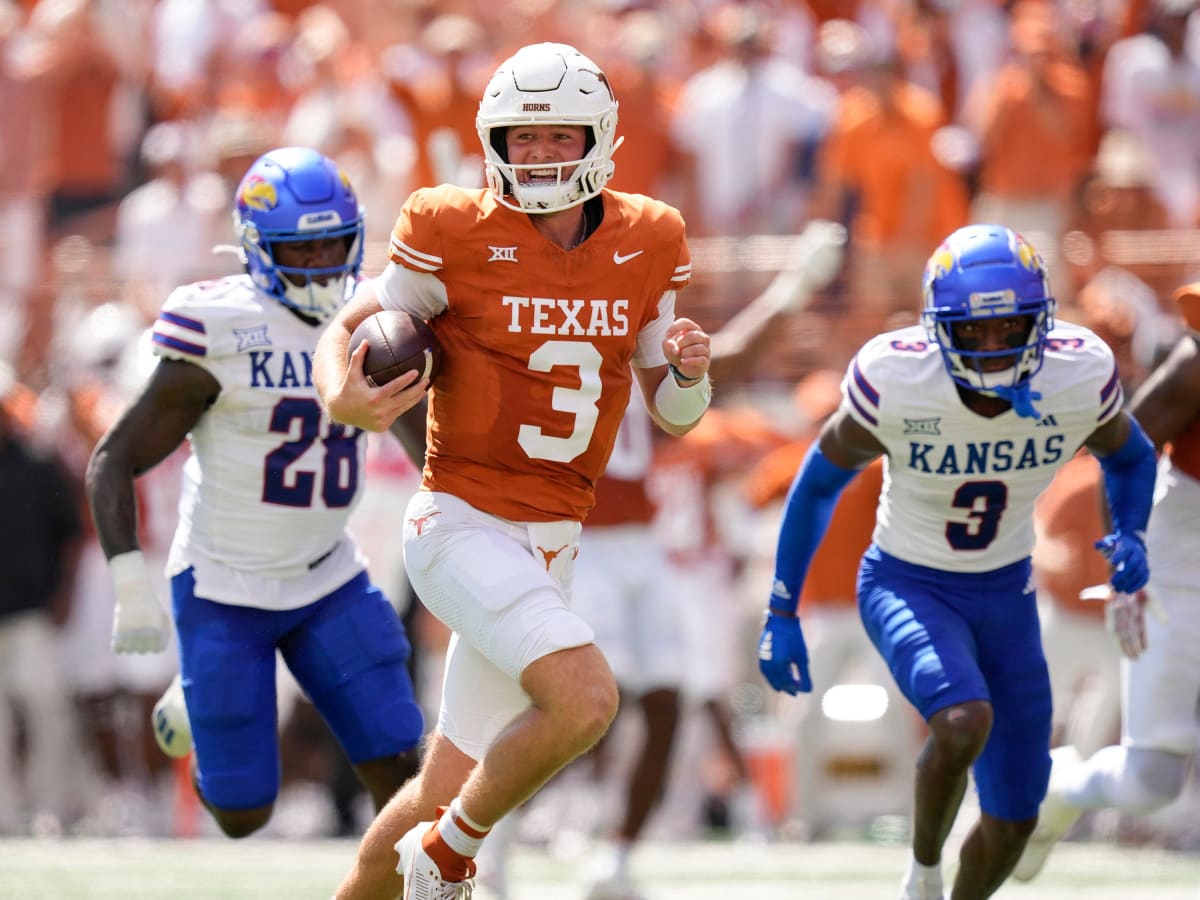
[921, 224, 1056, 399]
[233, 147, 364, 321]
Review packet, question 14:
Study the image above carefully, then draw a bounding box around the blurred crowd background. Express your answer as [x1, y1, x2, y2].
[1, 0, 1198, 866]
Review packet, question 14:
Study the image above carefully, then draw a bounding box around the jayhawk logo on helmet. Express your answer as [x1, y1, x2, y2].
[924, 243, 957, 289]
[1014, 233, 1045, 274]
[239, 175, 279, 212]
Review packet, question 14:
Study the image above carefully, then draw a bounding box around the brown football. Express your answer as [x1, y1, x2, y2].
[350, 310, 440, 388]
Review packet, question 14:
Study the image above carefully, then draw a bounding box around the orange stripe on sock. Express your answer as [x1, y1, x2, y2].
[452, 812, 490, 840]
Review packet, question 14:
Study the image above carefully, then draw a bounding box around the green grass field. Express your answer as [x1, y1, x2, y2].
[1, 837, 1197, 900]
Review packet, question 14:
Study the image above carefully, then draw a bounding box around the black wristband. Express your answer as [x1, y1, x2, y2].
[669, 363, 704, 386]
[767, 604, 796, 619]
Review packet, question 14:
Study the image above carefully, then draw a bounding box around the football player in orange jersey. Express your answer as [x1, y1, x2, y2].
[313, 43, 712, 900]
[1016, 283, 1200, 882]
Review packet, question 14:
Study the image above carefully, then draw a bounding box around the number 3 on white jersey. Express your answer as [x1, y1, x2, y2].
[518, 341, 603, 463]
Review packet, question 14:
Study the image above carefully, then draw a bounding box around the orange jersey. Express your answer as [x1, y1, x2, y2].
[387, 185, 691, 522]
[1164, 284, 1200, 480]
[1169, 417, 1200, 482]
[651, 406, 787, 559]
[803, 457, 882, 607]
[588, 394, 658, 528]
[588, 474, 657, 526]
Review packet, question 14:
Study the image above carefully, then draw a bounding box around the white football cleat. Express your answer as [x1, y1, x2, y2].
[395, 818, 475, 899]
[1013, 745, 1084, 882]
[152, 674, 192, 759]
[897, 863, 943, 900]
[580, 846, 646, 900]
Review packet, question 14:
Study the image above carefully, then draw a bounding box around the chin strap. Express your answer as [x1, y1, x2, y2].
[990, 382, 1043, 420]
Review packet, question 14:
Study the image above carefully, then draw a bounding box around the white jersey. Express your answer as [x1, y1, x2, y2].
[151, 274, 367, 610]
[843, 321, 1123, 572]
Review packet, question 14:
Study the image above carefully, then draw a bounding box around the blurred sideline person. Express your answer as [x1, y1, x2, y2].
[42, 301, 185, 835]
[646, 228, 847, 849]
[650, 400, 783, 837]
[1029, 452, 1120, 759]
[568, 391, 685, 900]
[0, 363, 86, 834]
[313, 43, 713, 900]
[575, 239, 845, 895]
[1015, 282, 1200, 882]
[758, 225, 1156, 900]
[86, 147, 425, 839]
[741, 370, 897, 839]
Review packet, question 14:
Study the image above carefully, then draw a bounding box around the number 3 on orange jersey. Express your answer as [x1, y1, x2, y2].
[518, 341, 604, 463]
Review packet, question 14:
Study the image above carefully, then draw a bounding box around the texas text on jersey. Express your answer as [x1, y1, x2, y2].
[378, 184, 691, 522]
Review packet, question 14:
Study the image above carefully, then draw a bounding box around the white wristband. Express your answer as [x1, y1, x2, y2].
[109, 549, 149, 590]
[655, 371, 712, 426]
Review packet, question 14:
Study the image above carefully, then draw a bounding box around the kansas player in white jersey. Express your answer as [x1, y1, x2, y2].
[758, 225, 1158, 900]
[853, 319, 1121, 573]
[86, 148, 425, 839]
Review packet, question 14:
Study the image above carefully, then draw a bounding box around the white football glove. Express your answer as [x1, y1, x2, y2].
[772, 220, 849, 313]
[794, 219, 849, 296]
[109, 550, 170, 654]
[1079, 584, 1166, 661]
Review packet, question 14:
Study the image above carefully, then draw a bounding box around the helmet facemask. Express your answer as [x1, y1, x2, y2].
[925, 305, 1053, 396]
[238, 217, 363, 321]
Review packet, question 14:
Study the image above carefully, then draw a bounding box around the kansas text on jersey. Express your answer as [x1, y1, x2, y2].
[843, 323, 1123, 572]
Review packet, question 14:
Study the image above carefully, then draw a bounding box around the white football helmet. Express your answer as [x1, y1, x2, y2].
[476, 42, 622, 213]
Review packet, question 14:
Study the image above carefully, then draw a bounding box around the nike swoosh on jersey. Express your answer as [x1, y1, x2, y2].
[613, 250, 644, 265]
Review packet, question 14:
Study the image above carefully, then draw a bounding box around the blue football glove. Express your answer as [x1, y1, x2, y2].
[758, 611, 813, 695]
[1095, 531, 1149, 594]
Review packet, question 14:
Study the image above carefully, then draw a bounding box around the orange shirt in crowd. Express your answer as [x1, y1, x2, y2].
[606, 61, 681, 199]
[47, 37, 121, 197]
[819, 79, 967, 250]
[390, 68, 486, 192]
[972, 59, 1095, 202]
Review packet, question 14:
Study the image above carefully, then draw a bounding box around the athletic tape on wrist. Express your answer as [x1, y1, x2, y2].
[109, 549, 148, 588]
[655, 371, 712, 425]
